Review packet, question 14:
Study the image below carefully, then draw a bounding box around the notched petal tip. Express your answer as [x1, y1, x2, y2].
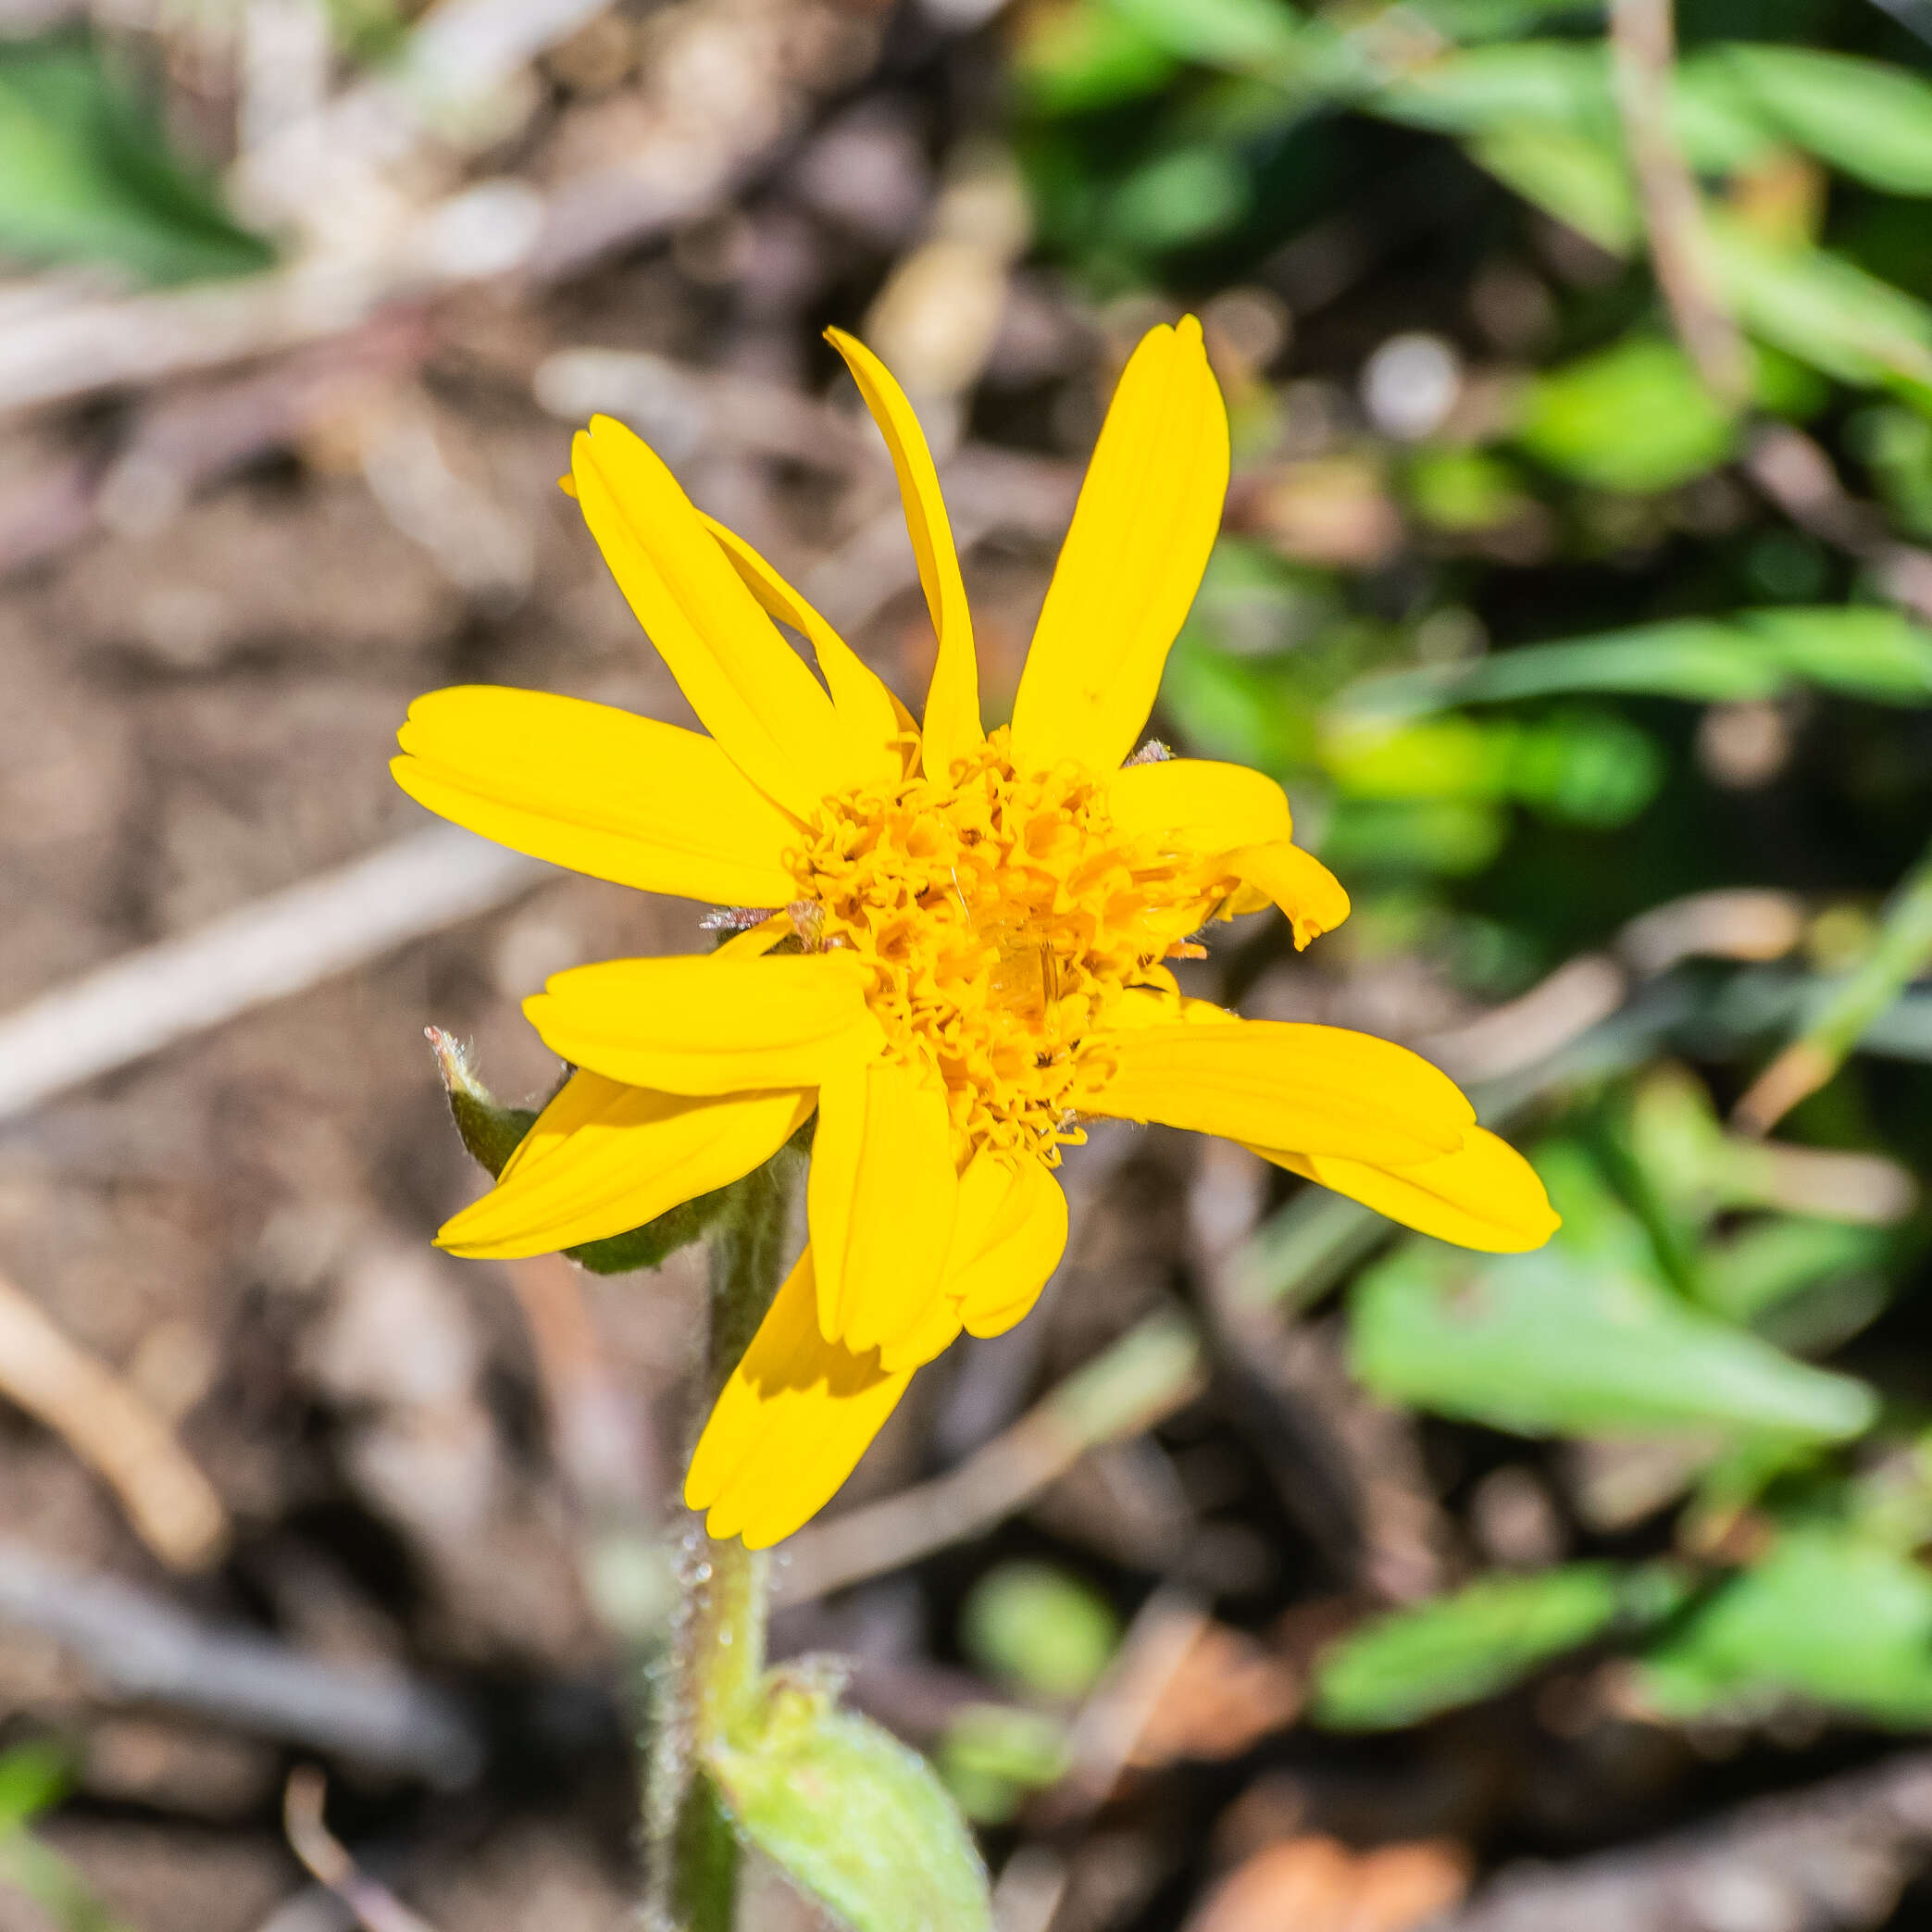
[1259, 1125, 1562, 1253]
[1225, 841, 1351, 950]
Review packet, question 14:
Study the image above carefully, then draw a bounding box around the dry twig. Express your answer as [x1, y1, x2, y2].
[0, 824, 546, 1121]
[0, 1540, 483, 1783]
[0, 1272, 229, 1570]
[1608, 0, 1750, 403]
[774, 1309, 1206, 1603]
[284, 1769, 444, 1932]
[1444, 1750, 1932, 1932]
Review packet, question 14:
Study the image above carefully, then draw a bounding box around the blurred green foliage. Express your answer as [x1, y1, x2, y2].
[1313, 1563, 1685, 1728]
[0, 1742, 123, 1932]
[711, 1674, 991, 1932]
[0, 38, 271, 283]
[937, 1705, 1071, 1825]
[1002, 0, 1932, 1749]
[960, 1561, 1122, 1701]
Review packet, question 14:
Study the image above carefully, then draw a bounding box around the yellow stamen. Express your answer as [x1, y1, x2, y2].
[789, 728, 1231, 1161]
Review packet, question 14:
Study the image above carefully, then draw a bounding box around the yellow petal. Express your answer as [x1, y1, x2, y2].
[686, 1246, 917, 1549]
[702, 513, 911, 783]
[1222, 841, 1351, 948]
[393, 685, 799, 905]
[438, 1072, 812, 1258]
[947, 1153, 1069, 1340]
[1083, 1018, 1473, 1167]
[1255, 1127, 1561, 1253]
[571, 416, 847, 816]
[1104, 988, 1237, 1029]
[876, 1294, 967, 1374]
[525, 954, 881, 1095]
[1009, 318, 1229, 774]
[1104, 757, 1293, 854]
[809, 1053, 958, 1352]
[825, 329, 982, 777]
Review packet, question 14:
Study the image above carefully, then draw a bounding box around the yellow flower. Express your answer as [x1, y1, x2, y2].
[393, 318, 1558, 1550]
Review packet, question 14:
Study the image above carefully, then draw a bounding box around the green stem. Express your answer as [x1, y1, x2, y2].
[644, 1147, 801, 1932]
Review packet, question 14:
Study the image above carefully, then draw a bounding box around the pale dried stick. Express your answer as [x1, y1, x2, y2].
[1609, 0, 1751, 403]
[284, 1769, 444, 1932]
[1037, 1587, 1211, 1826]
[0, 1540, 482, 1781]
[773, 1310, 1206, 1604]
[1734, 833, 1932, 1136]
[0, 1271, 228, 1570]
[0, 824, 546, 1122]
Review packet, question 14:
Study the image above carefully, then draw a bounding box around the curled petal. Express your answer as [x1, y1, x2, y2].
[1221, 841, 1351, 948]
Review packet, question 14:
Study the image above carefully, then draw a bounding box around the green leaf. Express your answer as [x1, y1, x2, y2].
[1344, 606, 1932, 718]
[1161, 630, 1320, 774]
[1104, 143, 1251, 251]
[1714, 44, 1932, 199]
[1348, 1149, 1879, 1440]
[567, 1189, 741, 1275]
[1015, 0, 1177, 116]
[709, 1678, 992, 1932]
[937, 1705, 1069, 1825]
[1638, 1527, 1932, 1725]
[1371, 46, 1640, 250]
[1699, 1217, 1889, 1325]
[1373, 42, 1616, 138]
[1669, 55, 1783, 175]
[1708, 218, 1932, 395]
[1517, 337, 1738, 493]
[1396, 0, 1608, 44]
[1320, 711, 1663, 827]
[1312, 1564, 1682, 1729]
[1379, 41, 1763, 177]
[1466, 121, 1638, 252]
[0, 1828, 128, 1932]
[0, 1745, 69, 1833]
[1742, 605, 1932, 702]
[1504, 710, 1665, 825]
[1403, 447, 1531, 532]
[1100, 0, 1304, 72]
[961, 1563, 1120, 1701]
[0, 38, 272, 284]
[1319, 798, 1508, 877]
[427, 1028, 542, 1178]
[1431, 621, 1784, 705]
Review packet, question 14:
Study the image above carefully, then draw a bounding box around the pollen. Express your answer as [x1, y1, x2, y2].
[789, 729, 1225, 1160]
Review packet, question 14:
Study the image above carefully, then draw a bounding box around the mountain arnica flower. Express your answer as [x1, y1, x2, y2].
[393, 318, 1559, 1550]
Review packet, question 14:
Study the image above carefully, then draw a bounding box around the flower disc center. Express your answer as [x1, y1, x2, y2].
[791, 730, 1215, 1160]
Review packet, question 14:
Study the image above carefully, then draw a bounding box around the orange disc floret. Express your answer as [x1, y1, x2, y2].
[790, 729, 1224, 1162]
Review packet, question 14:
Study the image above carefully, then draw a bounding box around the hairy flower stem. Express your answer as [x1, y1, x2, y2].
[645, 1147, 802, 1932]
